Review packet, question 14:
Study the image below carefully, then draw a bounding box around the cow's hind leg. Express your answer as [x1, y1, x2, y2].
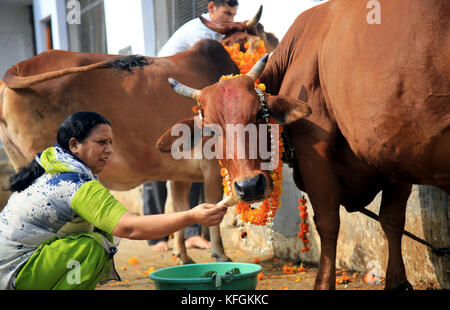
[379, 183, 413, 290]
[170, 180, 195, 264]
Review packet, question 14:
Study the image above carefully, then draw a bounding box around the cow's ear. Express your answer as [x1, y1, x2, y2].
[266, 95, 311, 125]
[156, 117, 201, 153]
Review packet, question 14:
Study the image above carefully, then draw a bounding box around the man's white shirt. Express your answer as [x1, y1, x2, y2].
[157, 13, 225, 57]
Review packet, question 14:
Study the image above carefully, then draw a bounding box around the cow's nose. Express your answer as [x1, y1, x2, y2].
[233, 174, 267, 202]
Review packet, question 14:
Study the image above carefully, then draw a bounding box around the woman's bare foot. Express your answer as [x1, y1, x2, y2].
[152, 240, 169, 252]
[185, 236, 211, 249]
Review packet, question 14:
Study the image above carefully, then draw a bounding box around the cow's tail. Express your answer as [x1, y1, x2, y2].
[3, 55, 151, 90]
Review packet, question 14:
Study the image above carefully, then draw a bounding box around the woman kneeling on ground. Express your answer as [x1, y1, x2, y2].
[0, 111, 228, 290]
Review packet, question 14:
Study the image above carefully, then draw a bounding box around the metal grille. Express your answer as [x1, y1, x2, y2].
[167, 0, 209, 37]
[154, 0, 209, 55]
[66, 0, 107, 53]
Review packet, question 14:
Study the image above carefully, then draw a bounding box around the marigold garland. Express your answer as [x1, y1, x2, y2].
[298, 197, 310, 252]
[222, 41, 267, 74]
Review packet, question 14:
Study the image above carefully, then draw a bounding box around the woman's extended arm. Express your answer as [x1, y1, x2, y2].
[112, 203, 227, 240]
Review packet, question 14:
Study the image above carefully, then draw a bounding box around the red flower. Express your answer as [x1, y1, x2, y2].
[298, 205, 307, 211]
[300, 223, 309, 233]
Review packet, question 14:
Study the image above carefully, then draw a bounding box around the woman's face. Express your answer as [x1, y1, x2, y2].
[69, 124, 114, 174]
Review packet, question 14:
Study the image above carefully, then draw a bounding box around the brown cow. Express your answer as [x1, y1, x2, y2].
[0, 39, 240, 265]
[163, 0, 450, 289]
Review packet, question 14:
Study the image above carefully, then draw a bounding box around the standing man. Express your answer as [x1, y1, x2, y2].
[143, 0, 239, 252]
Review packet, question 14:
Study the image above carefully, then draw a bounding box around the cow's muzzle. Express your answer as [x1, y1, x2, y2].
[233, 173, 267, 202]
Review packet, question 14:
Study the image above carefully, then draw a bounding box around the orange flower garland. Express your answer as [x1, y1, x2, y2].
[222, 41, 267, 74]
[298, 197, 310, 252]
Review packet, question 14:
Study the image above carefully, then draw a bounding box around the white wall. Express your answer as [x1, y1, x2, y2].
[0, 4, 35, 78]
[104, 0, 156, 56]
[235, 0, 326, 41]
[32, 0, 69, 53]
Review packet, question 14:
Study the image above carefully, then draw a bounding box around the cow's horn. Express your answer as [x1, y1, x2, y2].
[168, 78, 200, 101]
[199, 15, 226, 34]
[246, 53, 269, 81]
[246, 5, 263, 29]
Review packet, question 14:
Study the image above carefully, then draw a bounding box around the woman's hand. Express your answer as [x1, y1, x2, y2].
[189, 203, 228, 226]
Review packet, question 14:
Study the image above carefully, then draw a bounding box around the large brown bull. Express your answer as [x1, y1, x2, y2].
[164, 0, 450, 289]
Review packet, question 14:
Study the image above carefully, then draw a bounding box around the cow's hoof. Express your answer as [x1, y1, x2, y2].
[212, 253, 232, 262]
[173, 253, 195, 265]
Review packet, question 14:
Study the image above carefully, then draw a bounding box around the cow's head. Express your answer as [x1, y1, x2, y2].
[201, 5, 279, 53]
[158, 55, 311, 203]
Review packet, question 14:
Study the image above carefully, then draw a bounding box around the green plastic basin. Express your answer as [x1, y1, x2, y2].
[149, 262, 262, 290]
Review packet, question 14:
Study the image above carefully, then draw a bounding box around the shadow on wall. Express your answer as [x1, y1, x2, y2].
[418, 185, 450, 289]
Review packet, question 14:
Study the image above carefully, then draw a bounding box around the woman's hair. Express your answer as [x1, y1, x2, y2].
[56, 111, 111, 151]
[7, 111, 111, 192]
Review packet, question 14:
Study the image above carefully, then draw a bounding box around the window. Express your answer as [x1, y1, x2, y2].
[66, 0, 107, 53]
[154, 0, 209, 53]
[167, 0, 209, 35]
